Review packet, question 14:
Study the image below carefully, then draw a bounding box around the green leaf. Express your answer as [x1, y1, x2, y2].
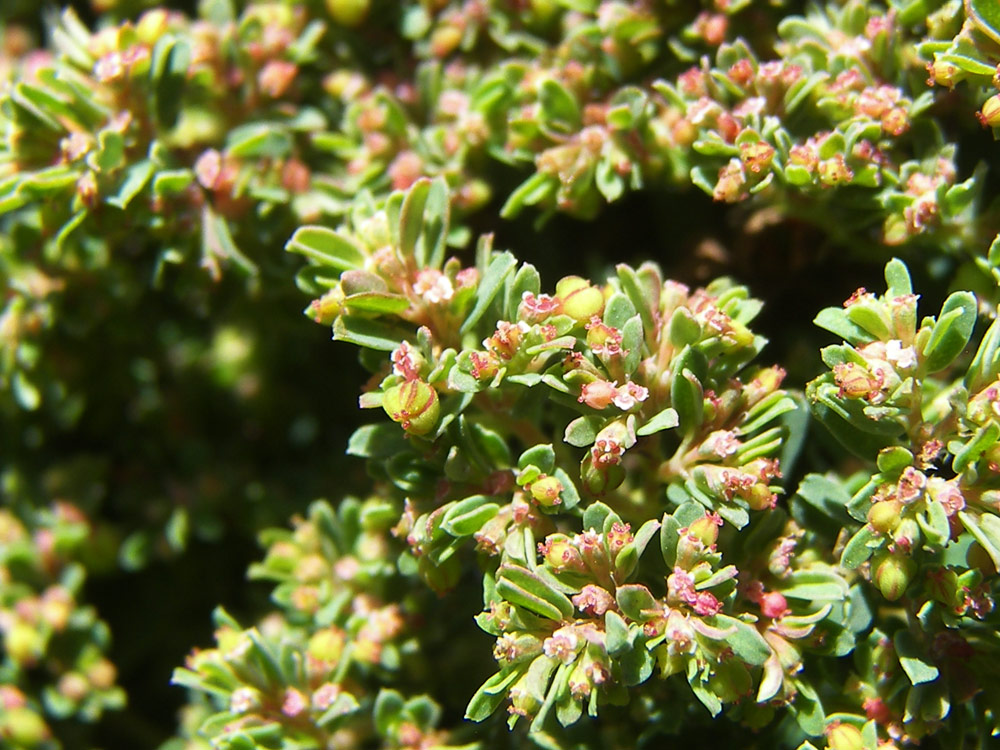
[107, 160, 154, 210]
[333, 316, 412, 350]
[884, 258, 912, 297]
[497, 564, 574, 621]
[373, 689, 405, 736]
[966, 318, 1000, 391]
[636, 408, 679, 436]
[343, 292, 410, 315]
[894, 630, 939, 685]
[959, 511, 1000, 571]
[348, 423, 409, 459]
[780, 569, 849, 601]
[539, 79, 581, 132]
[917, 498, 950, 547]
[922, 292, 977, 373]
[616, 264, 656, 336]
[286, 226, 366, 270]
[399, 178, 431, 263]
[461, 252, 517, 334]
[876, 446, 914, 473]
[202, 206, 258, 276]
[841, 525, 880, 569]
[466, 669, 521, 721]
[616, 584, 659, 621]
[150, 36, 191, 129]
[442, 495, 500, 536]
[226, 123, 292, 159]
[605, 610, 630, 656]
[813, 307, 875, 345]
[519, 444, 555, 473]
[790, 678, 825, 737]
[564, 415, 604, 446]
[603, 292, 636, 330]
[671, 367, 703, 434]
[712, 614, 771, 666]
[153, 169, 194, 196]
[949, 421, 1000, 474]
[968, 0, 1000, 45]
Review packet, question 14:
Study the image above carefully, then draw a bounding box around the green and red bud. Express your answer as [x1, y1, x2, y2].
[382, 380, 440, 436]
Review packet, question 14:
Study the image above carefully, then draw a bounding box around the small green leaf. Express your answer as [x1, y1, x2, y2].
[373, 689, 405, 736]
[399, 178, 431, 263]
[841, 525, 880, 569]
[539, 79, 581, 132]
[712, 614, 771, 666]
[922, 292, 977, 373]
[616, 584, 659, 621]
[884, 258, 912, 297]
[333, 316, 412, 351]
[959, 510, 1000, 571]
[442, 495, 500, 536]
[497, 564, 574, 621]
[636, 408, 679, 436]
[814, 307, 875, 345]
[343, 291, 410, 315]
[605, 610, 630, 656]
[226, 123, 292, 159]
[461, 252, 517, 334]
[150, 36, 191, 128]
[564, 415, 603, 447]
[286, 227, 366, 270]
[894, 631, 939, 685]
[876, 446, 914, 473]
[968, 0, 1000, 45]
[671, 368, 703, 434]
[107, 160, 154, 209]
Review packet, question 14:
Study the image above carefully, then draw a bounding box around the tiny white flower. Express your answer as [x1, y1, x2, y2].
[885, 339, 917, 369]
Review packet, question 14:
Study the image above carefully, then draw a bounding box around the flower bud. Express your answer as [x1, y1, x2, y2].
[867, 499, 901, 534]
[872, 552, 914, 601]
[528, 474, 564, 507]
[0, 707, 49, 747]
[325, 0, 371, 26]
[825, 721, 864, 750]
[382, 380, 440, 436]
[977, 94, 1000, 128]
[540, 534, 586, 572]
[760, 590, 789, 619]
[687, 512, 722, 548]
[580, 453, 625, 495]
[4, 621, 43, 666]
[308, 627, 346, 663]
[555, 276, 605, 322]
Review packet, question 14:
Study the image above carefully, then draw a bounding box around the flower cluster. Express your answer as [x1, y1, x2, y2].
[803, 258, 1000, 746]
[0, 503, 123, 748]
[172, 497, 474, 750]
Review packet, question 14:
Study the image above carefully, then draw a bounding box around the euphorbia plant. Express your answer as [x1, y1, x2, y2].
[2, 0, 1000, 749]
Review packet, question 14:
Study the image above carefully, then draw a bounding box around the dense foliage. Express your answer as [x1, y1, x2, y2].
[3, 0, 1000, 748]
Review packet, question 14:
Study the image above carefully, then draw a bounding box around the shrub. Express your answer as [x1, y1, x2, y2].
[2, 1, 1000, 749]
